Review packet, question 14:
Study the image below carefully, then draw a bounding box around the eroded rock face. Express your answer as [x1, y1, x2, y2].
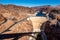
[0, 4, 34, 40]
[0, 14, 5, 25]
[33, 6, 60, 40]
[41, 19, 60, 40]
[0, 4, 60, 40]
[2, 20, 33, 40]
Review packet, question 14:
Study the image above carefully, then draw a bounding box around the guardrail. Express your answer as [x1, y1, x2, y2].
[0, 31, 48, 40]
[0, 32, 40, 40]
[0, 16, 48, 40]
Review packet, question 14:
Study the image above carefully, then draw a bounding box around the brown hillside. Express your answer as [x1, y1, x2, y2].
[0, 4, 60, 40]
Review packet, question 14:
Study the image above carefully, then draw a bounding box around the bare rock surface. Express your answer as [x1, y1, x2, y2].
[0, 4, 60, 40]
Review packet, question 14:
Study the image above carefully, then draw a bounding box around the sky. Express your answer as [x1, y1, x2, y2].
[0, 0, 60, 7]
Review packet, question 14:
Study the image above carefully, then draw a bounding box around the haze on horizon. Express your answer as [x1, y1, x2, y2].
[0, 0, 60, 7]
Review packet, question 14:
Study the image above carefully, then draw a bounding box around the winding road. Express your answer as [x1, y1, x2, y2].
[0, 16, 30, 33]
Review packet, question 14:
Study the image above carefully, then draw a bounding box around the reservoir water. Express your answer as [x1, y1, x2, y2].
[36, 11, 46, 17]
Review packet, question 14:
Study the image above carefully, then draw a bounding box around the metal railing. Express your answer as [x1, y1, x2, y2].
[0, 31, 47, 40]
[0, 15, 48, 40]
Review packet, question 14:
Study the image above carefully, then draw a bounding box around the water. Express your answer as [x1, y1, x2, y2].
[36, 11, 46, 17]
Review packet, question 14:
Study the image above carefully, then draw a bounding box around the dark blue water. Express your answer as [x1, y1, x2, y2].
[36, 11, 46, 17]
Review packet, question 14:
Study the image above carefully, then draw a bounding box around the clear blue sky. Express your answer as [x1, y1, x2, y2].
[0, 0, 60, 7]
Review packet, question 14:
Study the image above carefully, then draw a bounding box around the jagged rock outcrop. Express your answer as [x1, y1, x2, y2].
[0, 4, 34, 40]
[0, 4, 60, 40]
[32, 5, 60, 40]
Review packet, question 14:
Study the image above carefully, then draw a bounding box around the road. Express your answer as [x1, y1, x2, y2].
[1, 16, 30, 33]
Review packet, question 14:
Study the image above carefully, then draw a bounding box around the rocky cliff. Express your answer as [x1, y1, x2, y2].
[0, 4, 60, 40]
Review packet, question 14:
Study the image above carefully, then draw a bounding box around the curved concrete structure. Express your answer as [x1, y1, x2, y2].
[27, 16, 48, 40]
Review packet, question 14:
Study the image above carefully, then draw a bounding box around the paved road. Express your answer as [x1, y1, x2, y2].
[0, 15, 48, 40]
[1, 16, 30, 33]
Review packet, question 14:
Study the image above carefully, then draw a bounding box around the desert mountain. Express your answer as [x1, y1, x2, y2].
[0, 4, 35, 40]
[0, 4, 60, 40]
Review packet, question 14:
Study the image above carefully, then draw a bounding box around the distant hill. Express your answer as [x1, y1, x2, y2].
[31, 5, 60, 11]
[0, 4, 36, 21]
[0, 4, 35, 14]
[0, 4, 60, 40]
